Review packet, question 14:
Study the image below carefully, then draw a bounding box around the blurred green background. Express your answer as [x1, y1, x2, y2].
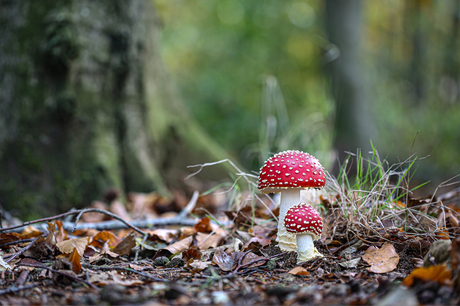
[156, 0, 460, 190]
[1, 0, 460, 219]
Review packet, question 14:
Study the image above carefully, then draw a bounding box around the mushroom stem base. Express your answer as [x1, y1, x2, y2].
[277, 189, 301, 251]
[296, 234, 323, 262]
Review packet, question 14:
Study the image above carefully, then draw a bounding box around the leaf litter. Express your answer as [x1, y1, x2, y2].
[0, 155, 460, 305]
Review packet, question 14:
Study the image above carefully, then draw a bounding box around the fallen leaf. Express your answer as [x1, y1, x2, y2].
[146, 229, 178, 243]
[187, 259, 211, 271]
[82, 201, 110, 222]
[110, 200, 131, 221]
[182, 248, 202, 261]
[239, 252, 265, 268]
[288, 267, 310, 276]
[113, 234, 136, 255]
[45, 222, 56, 245]
[245, 237, 271, 251]
[89, 272, 111, 284]
[68, 248, 82, 273]
[362, 243, 399, 273]
[403, 264, 452, 287]
[212, 248, 235, 271]
[0, 253, 12, 270]
[109, 271, 144, 286]
[339, 258, 361, 269]
[55, 221, 68, 243]
[197, 228, 227, 250]
[89, 231, 121, 249]
[56, 237, 90, 256]
[194, 217, 213, 233]
[20, 226, 43, 239]
[164, 236, 193, 255]
[249, 226, 276, 238]
[0, 234, 21, 246]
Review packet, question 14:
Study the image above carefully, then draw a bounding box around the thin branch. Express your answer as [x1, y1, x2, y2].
[0, 284, 38, 296]
[71, 209, 147, 235]
[0, 192, 201, 234]
[5, 236, 40, 263]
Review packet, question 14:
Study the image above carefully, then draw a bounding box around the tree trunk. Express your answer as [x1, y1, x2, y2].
[325, 0, 373, 174]
[0, 0, 234, 219]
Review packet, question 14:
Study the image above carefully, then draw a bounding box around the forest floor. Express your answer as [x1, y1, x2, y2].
[1, 167, 460, 305]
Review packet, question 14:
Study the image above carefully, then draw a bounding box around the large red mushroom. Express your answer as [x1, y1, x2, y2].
[258, 150, 326, 251]
[284, 203, 323, 261]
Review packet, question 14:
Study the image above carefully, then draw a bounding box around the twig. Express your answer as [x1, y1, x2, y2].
[0, 239, 33, 248]
[71, 209, 147, 235]
[5, 236, 40, 263]
[330, 238, 359, 255]
[15, 270, 30, 286]
[0, 284, 38, 296]
[177, 191, 199, 219]
[0, 193, 202, 235]
[0, 208, 147, 236]
[17, 262, 98, 290]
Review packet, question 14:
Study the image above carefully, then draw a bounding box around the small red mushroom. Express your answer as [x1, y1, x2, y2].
[284, 203, 323, 261]
[258, 150, 326, 251]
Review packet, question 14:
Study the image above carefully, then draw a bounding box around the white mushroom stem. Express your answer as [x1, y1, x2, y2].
[296, 234, 323, 262]
[276, 189, 300, 251]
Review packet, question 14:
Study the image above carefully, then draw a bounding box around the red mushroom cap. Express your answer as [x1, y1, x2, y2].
[258, 150, 326, 193]
[284, 203, 323, 239]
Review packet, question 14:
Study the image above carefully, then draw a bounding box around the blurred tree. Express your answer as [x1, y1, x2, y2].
[325, 0, 373, 173]
[0, 0, 234, 218]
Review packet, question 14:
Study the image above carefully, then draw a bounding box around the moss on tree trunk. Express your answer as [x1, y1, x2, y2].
[0, 0, 237, 219]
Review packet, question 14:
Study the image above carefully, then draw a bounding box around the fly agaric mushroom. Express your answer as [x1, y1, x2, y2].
[258, 150, 326, 251]
[285, 203, 323, 261]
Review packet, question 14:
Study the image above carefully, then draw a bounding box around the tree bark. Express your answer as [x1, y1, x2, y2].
[325, 0, 373, 174]
[0, 0, 234, 218]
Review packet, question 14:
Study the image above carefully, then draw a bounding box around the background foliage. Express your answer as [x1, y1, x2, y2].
[156, 0, 460, 190]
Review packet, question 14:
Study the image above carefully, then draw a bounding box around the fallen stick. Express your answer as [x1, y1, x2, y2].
[0, 284, 38, 296]
[0, 191, 201, 234]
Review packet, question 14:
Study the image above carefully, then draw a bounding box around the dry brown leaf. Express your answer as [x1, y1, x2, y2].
[110, 200, 131, 221]
[240, 252, 265, 268]
[56, 237, 90, 256]
[68, 248, 82, 273]
[403, 264, 452, 287]
[89, 231, 121, 249]
[187, 259, 211, 271]
[0, 233, 21, 246]
[73, 229, 100, 238]
[128, 264, 145, 271]
[146, 229, 178, 243]
[164, 236, 193, 255]
[212, 248, 235, 271]
[249, 226, 275, 239]
[362, 243, 399, 273]
[21, 226, 43, 239]
[45, 222, 56, 245]
[182, 248, 202, 261]
[82, 201, 109, 222]
[109, 271, 144, 286]
[113, 234, 136, 255]
[89, 272, 111, 285]
[288, 266, 310, 276]
[128, 192, 160, 219]
[55, 221, 68, 243]
[194, 217, 213, 233]
[197, 228, 226, 250]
